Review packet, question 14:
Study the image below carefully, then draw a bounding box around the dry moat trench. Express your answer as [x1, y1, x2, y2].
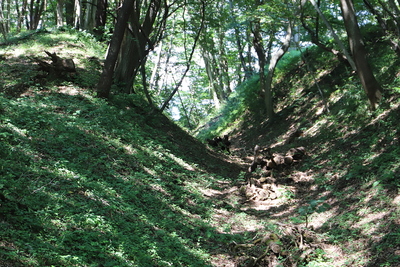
[197, 133, 348, 267]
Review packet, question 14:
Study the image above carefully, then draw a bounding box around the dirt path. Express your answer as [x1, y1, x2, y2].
[202, 147, 345, 267]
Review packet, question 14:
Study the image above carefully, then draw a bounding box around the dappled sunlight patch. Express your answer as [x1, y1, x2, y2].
[77, 189, 112, 207]
[329, 90, 343, 105]
[321, 244, 347, 267]
[210, 254, 235, 267]
[368, 100, 400, 127]
[314, 104, 325, 116]
[149, 183, 172, 197]
[267, 203, 299, 219]
[213, 210, 265, 234]
[393, 195, 400, 205]
[58, 85, 86, 96]
[290, 170, 315, 183]
[306, 117, 331, 138]
[3, 121, 28, 137]
[309, 207, 341, 229]
[164, 151, 197, 171]
[1, 30, 400, 266]
[353, 210, 389, 235]
[201, 187, 225, 198]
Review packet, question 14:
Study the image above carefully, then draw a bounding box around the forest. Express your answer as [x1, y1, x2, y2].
[0, 0, 400, 266]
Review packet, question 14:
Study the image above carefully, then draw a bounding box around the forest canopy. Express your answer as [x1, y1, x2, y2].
[0, 0, 398, 124]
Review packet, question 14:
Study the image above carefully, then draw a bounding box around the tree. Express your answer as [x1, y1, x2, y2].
[229, 0, 253, 81]
[28, 0, 46, 30]
[96, 0, 135, 98]
[248, 0, 294, 118]
[16, 0, 28, 32]
[197, 0, 233, 109]
[0, 5, 8, 40]
[56, 0, 65, 27]
[113, 0, 167, 93]
[160, 0, 206, 112]
[339, 0, 382, 110]
[263, 20, 292, 118]
[251, 18, 268, 114]
[83, 0, 97, 30]
[307, 0, 356, 71]
[362, 0, 400, 55]
[93, 0, 108, 38]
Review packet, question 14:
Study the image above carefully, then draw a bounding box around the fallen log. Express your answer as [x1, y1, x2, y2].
[31, 51, 76, 77]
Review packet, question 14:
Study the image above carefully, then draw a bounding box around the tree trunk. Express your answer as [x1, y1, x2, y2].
[160, 1, 205, 112]
[149, 39, 163, 92]
[114, 0, 162, 92]
[202, 49, 221, 109]
[251, 19, 267, 113]
[0, 8, 8, 40]
[264, 22, 292, 119]
[113, 25, 141, 89]
[65, 0, 75, 26]
[56, 0, 65, 27]
[300, 0, 347, 60]
[387, 0, 400, 36]
[308, 0, 357, 71]
[363, 0, 400, 55]
[29, 0, 46, 30]
[94, 0, 107, 38]
[339, 0, 382, 110]
[83, 0, 97, 31]
[96, 0, 135, 99]
[229, 0, 251, 80]
[16, 0, 28, 32]
[73, 0, 82, 29]
[218, 30, 231, 96]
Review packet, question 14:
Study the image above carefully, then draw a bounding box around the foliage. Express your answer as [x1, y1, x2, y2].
[0, 89, 246, 266]
[199, 22, 400, 266]
[297, 197, 331, 228]
[2, 23, 400, 266]
[195, 75, 264, 139]
[0, 31, 247, 266]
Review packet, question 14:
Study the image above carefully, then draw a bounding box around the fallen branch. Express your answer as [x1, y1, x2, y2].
[31, 51, 76, 77]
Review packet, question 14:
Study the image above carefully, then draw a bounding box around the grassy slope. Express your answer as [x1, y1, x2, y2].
[0, 31, 243, 267]
[223, 43, 400, 266]
[1, 30, 400, 267]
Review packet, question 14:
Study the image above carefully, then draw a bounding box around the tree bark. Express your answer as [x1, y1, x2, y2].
[56, 0, 65, 27]
[0, 8, 8, 40]
[308, 0, 356, 71]
[83, 0, 96, 31]
[29, 0, 46, 30]
[229, 0, 251, 80]
[114, 0, 163, 92]
[339, 0, 382, 110]
[264, 21, 292, 119]
[300, 0, 347, 60]
[202, 49, 221, 109]
[65, 0, 75, 26]
[73, 0, 82, 29]
[96, 0, 135, 99]
[251, 19, 267, 111]
[16, 0, 28, 32]
[94, 0, 107, 37]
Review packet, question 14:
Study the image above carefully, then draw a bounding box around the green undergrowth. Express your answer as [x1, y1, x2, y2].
[199, 39, 400, 265]
[0, 30, 246, 266]
[2, 29, 400, 267]
[0, 91, 244, 266]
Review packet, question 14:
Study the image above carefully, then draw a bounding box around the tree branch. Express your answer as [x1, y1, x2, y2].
[159, 0, 206, 112]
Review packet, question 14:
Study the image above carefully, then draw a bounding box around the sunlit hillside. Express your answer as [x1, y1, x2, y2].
[1, 30, 400, 267]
